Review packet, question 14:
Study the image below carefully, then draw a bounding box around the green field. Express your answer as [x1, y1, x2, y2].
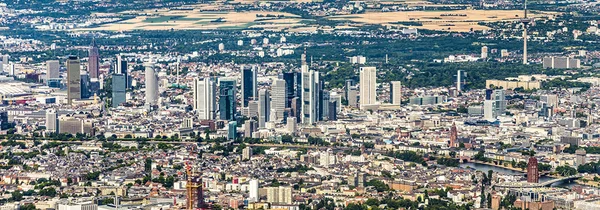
[143, 16, 185, 23]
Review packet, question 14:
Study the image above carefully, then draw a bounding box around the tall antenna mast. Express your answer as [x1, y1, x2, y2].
[521, 0, 530, 65]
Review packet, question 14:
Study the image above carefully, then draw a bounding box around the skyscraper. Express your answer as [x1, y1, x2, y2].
[112, 74, 126, 107]
[144, 63, 158, 106]
[244, 119, 257, 138]
[321, 90, 329, 121]
[248, 180, 259, 202]
[258, 89, 270, 128]
[301, 69, 320, 125]
[241, 66, 257, 107]
[318, 81, 325, 121]
[193, 78, 216, 120]
[345, 79, 355, 100]
[88, 39, 99, 79]
[390, 81, 402, 105]
[328, 101, 337, 121]
[348, 86, 358, 107]
[359, 67, 377, 108]
[243, 147, 253, 161]
[219, 79, 236, 121]
[66, 56, 81, 104]
[576, 149, 586, 166]
[46, 60, 60, 79]
[80, 73, 92, 99]
[116, 55, 129, 89]
[283, 72, 296, 108]
[456, 70, 464, 92]
[46, 109, 58, 133]
[484, 89, 506, 120]
[227, 121, 237, 140]
[271, 79, 287, 122]
[527, 156, 539, 183]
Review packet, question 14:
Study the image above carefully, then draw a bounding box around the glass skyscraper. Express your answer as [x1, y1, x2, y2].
[219, 79, 236, 121]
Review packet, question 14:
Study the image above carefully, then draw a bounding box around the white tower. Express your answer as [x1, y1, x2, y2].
[193, 78, 216, 120]
[271, 79, 287, 122]
[390, 81, 402, 105]
[144, 62, 158, 106]
[359, 67, 377, 108]
[46, 60, 60, 79]
[522, 0, 531, 64]
[46, 109, 58, 133]
[456, 70, 462, 92]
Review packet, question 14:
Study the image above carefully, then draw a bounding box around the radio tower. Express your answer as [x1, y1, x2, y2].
[521, 0, 531, 64]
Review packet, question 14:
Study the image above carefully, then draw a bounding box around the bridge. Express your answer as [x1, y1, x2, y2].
[494, 175, 582, 189]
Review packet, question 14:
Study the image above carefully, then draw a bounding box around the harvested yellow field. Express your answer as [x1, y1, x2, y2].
[329, 10, 557, 32]
[86, 9, 301, 31]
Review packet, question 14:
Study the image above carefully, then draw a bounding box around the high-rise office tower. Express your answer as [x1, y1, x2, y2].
[248, 180, 259, 202]
[116, 55, 129, 89]
[88, 39, 99, 79]
[66, 56, 81, 104]
[144, 63, 158, 106]
[247, 100, 259, 118]
[346, 80, 355, 99]
[301, 69, 320, 125]
[46, 60, 60, 79]
[329, 92, 342, 113]
[227, 121, 237, 140]
[244, 119, 257, 138]
[318, 81, 325, 121]
[112, 74, 126, 107]
[258, 89, 270, 128]
[46, 109, 58, 133]
[576, 149, 586, 166]
[271, 79, 287, 122]
[283, 72, 296, 108]
[241, 66, 257, 107]
[481, 46, 488, 59]
[219, 79, 236, 121]
[456, 70, 465, 92]
[295, 72, 302, 122]
[286, 117, 296, 133]
[527, 157, 539, 183]
[359, 67, 376, 108]
[321, 90, 329, 121]
[242, 147, 253, 161]
[328, 101, 337, 121]
[348, 86, 358, 107]
[80, 73, 92, 99]
[193, 78, 216, 120]
[390, 81, 402, 105]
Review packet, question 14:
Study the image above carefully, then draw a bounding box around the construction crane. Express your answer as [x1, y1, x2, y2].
[185, 161, 207, 210]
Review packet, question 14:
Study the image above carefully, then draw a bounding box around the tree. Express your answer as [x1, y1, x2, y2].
[366, 179, 389, 192]
[365, 198, 380, 206]
[556, 165, 577, 176]
[281, 135, 293, 143]
[516, 161, 527, 170]
[20, 204, 36, 210]
[145, 158, 152, 174]
[11, 190, 23, 201]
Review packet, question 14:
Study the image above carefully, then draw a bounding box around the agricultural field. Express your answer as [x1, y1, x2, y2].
[328, 10, 557, 32]
[87, 7, 302, 31]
